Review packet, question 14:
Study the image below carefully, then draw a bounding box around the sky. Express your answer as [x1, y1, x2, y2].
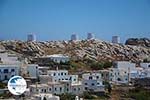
[0, 0, 150, 43]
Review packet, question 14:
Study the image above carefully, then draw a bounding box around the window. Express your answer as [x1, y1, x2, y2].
[60, 87, 62, 91]
[96, 76, 99, 79]
[97, 83, 100, 85]
[64, 73, 67, 75]
[148, 65, 150, 68]
[85, 83, 87, 85]
[117, 78, 121, 81]
[101, 74, 103, 77]
[66, 88, 69, 91]
[4, 69, 8, 73]
[49, 88, 51, 91]
[69, 77, 72, 80]
[53, 73, 56, 76]
[44, 89, 46, 93]
[61, 72, 63, 75]
[78, 88, 80, 91]
[55, 59, 57, 62]
[89, 76, 92, 80]
[102, 81, 105, 85]
[58, 73, 60, 76]
[4, 75, 8, 80]
[85, 87, 88, 90]
[74, 88, 76, 91]
[74, 79, 76, 81]
[91, 83, 95, 86]
[0, 69, 1, 72]
[55, 88, 57, 91]
[11, 69, 15, 72]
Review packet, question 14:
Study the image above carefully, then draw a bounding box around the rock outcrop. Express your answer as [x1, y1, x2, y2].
[0, 39, 150, 63]
[125, 38, 150, 47]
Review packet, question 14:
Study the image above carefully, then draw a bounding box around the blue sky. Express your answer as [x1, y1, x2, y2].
[0, 0, 150, 43]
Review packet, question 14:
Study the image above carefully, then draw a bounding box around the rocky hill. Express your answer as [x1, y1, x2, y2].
[0, 39, 150, 63]
[125, 38, 150, 47]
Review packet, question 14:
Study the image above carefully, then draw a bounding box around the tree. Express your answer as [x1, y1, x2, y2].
[0, 82, 6, 89]
[90, 62, 104, 70]
[59, 93, 75, 100]
[103, 61, 112, 68]
[83, 92, 95, 99]
[104, 81, 112, 94]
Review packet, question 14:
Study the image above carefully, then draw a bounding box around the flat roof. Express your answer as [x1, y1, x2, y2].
[30, 84, 49, 88]
[0, 64, 20, 67]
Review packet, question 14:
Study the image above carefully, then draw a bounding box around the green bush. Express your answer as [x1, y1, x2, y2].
[0, 82, 6, 89]
[128, 88, 150, 100]
[83, 92, 96, 99]
[59, 93, 75, 100]
[90, 62, 104, 70]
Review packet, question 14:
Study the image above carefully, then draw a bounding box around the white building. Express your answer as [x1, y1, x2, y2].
[87, 33, 95, 40]
[0, 52, 21, 64]
[30, 69, 83, 95]
[48, 70, 78, 84]
[30, 81, 83, 95]
[140, 63, 150, 69]
[112, 36, 120, 44]
[31, 93, 60, 100]
[109, 61, 137, 84]
[140, 63, 150, 78]
[82, 72, 104, 92]
[42, 54, 70, 63]
[71, 34, 78, 41]
[0, 64, 20, 82]
[27, 33, 36, 42]
[30, 82, 66, 95]
[39, 75, 51, 84]
[26, 64, 39, 78]
[71, 81, 83, 95]
[30, 84, 49, 94]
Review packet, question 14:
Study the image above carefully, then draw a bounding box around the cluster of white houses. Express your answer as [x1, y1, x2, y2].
[0, 51, 150, 99]
[27, 61, 150, 96]
[109, 61, 150, 84]
[28, 69, 105, 95]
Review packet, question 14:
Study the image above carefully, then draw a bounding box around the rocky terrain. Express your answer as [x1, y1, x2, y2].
[0, 39, 150, 63]
[125, 38, 150, 47]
